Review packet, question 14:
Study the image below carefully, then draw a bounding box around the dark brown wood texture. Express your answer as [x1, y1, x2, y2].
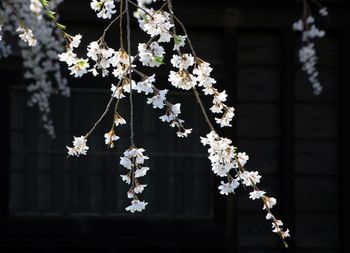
[1, 0, 348, 252]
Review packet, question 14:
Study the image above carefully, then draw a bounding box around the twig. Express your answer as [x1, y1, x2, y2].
[125, 0, 135, 147]
[172, 14, 197, 59]
[102, 10, 126, 39]
[84, 79, 122, 138]
[119, 0, 124, 49]
[167, 0, 214, 132]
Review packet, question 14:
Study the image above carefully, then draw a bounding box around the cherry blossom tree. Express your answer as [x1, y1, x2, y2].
[1, 0, 331, 247]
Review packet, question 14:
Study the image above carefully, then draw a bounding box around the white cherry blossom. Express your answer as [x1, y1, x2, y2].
[138, 42, 165, 67]
[135, 74, 155, 94]
[138, 9, 173, 42]
[147, 89, 168, 109]
[125, 200, 148, 213]
[249, 190, 266, 200]
[171, 54, 194, 70]
[218, 179, 240, 195]
[16, 26, 37, 47]
[67, 136, 89, 157]
[68, 58, 90, 77]
[104, 130, 119, 148]
[90, 0, 116, 19]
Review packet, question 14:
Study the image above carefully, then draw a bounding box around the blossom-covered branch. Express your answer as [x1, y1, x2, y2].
[293, 0, 329, 95]
[0, 0, 69, 138]
[58, 0, 290, 246]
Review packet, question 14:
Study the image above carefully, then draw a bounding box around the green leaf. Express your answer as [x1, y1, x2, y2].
[154, 56, 164, 64]
[39, 0, 49, 7]
[56, 22, 66, 30]
[45, 10, 56, 20]
[174, 35, 182, 44]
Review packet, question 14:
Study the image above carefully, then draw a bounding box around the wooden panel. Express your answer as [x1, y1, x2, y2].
[295, 140, 338, 175]
[236, 140, 280, 174]
[236, 104, 280, 138]
[237, 33, 281, 66]
[295, 214, 339, 248]
[237, 213, 281, 247]
[294, 105, 338, 139]
[237, 68, 280, 101]
[295, 176, 338, 212]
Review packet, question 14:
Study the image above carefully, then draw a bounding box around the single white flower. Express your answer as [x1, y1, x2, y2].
[68, 58, 89, 77]
[241, 171, 261, 186]
[292, 19, 303, 31]
[66, 136, 89, 157]
[104, 130, 119, 148]
[218, 179, 240, 195]
[249, 190, 266, 200]
[168, 70, 196, 90]
[120, 157, 133, 170]
[171, 54, 194, 70]
[111, 84, 125, 99]
[125, 200, 148, 213]
[147, 89, 168, 109]
[70, 34, 82, 49]
[121, 174, 131, 184]
[90, 0, 116, 19]
[135, 74, 155, 95]
[281, 229, 290, 239]
[58, 50, 77, 66]
[114, 115, 127, 126]
[319, 7, 328, 16]
[263, 197, 277, 210]
[176, 128, 192, 138]
[134, 184, 147, 194]
[135, 167, 150, 178]
[173, 35, 186, 51]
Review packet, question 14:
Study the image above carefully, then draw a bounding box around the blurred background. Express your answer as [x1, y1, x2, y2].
[0, 0, 349, 252]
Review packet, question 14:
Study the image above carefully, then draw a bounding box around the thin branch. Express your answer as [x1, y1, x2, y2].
[84, 79, 123, 139]
[125, 0, 135, 147]
[172, 14, 197, 59]
[236, 160, 289, 247]
[192, 87, 215, 131]
[167, 0, 214, 132]
[119, 0, 124, 49]
[102, 10, 126, 39]
[128, 0, 153, 17]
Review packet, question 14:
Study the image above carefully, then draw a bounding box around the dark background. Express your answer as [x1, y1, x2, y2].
[0, 0, 349, 252]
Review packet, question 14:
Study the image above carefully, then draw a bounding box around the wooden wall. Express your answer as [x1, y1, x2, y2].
[1, 0, 349, 252]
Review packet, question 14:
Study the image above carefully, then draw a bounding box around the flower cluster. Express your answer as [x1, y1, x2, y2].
[293, 5, 328, 95]
[201, 131, 290, 241]
[66, 136, 89, 157]
[138, 41, 165, 67]
[120, 147, 149, 213]
[90, 0, 117, 19]
[133, 72, 192, 137]
[16, 26, 37, 47]
[138, 9, 173, 42]
[87, 40, 115, 76]
[58, 34, 90, 78]
[195, 60, 235, 127]
[104, 129, 120, 148]
[200, 131, 242, 178]
[1, 0, 69, 138]
[61, 0, 290, 246]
